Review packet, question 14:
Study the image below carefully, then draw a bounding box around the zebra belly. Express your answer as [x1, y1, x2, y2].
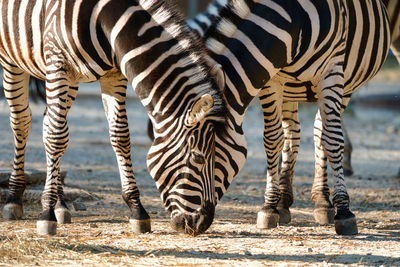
[269, 74, 319, 103]
[282, 81, 318, 102]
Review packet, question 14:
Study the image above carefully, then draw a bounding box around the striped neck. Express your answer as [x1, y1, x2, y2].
[200, 0, 262, 118]
[96, 0, 223, 119]
[204, 0, 255, 56]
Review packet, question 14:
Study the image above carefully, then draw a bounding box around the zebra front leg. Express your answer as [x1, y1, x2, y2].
[52, 85, 78, 225]
[2, 66, 31, 220]
[317, 73, 357, 235]
[312, 111, 335, 225]
[37, 72, 78, 235]
[276, 102, 301, 224]
[256, 84, 284, 229]
[100, 74, 150, 233]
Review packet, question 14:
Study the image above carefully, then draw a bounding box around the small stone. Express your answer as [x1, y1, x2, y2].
[307, 248, 313, 252]
[108, 230, 125, 235]
[72, 201, 87, 211]
[246, 185, 258, 193]
[293, 241, 304, 246]
[244, 251, 252, 256]
[89, 223, 98, 228]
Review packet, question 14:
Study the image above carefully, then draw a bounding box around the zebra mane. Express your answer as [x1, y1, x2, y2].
[205, 0, 254, 56]
[138, 0, 226, 119]
[187, 0, 228, 38]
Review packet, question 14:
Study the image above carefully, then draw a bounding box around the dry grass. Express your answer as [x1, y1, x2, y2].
[1, 178, 399, 267]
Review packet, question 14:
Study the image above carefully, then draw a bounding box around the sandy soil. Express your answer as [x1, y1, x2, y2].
[0, 66, 399, 266]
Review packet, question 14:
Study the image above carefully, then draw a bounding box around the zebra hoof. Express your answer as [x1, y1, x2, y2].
[335, 217, 358, 235]
[334, 210, 358, 235]
[3, 203, 23, 220]
[129, 218, 151, 233]
[37, 220, 57, 235]
[256, 207, 279, 229]
[277, 207, 291, 224]
[313, 207, 335, 225]
[55, 208, 72, 224]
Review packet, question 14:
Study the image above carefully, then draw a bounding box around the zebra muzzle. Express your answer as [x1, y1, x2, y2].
[170, 201, 215, 236]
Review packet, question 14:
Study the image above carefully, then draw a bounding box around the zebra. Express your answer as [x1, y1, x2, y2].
[185, 0, 390, 235]
[188, 0, 400, 227]
[0, 0, 229, 236]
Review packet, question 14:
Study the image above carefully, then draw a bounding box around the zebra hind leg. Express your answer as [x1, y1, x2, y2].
[100, 73, 150, 233]
[317, 72, 358, 235]
[2, 66, 31, 220]
[276, 102, 300, 225]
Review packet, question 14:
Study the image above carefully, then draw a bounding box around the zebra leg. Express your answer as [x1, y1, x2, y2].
[256, 83, 284, 229]
[52, 85, 79, 225]
[99, 73, 150, 233]
[276, 102, 300, 224]
[317, 74, 358, 235]
[37, 70, 78, 235]
[2, 66, 31, 220]
[312, 111, 335, 225]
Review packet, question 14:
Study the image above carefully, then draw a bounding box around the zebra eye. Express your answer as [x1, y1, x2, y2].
[191, 151, 206, 165]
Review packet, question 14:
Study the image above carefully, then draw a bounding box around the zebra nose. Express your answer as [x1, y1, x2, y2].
[170, 201, 215, 236]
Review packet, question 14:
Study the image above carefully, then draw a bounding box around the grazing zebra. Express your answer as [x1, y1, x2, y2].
[188, 0, 400, 228]
[0, 0, 228, 236]
[186, 0, 390, 235]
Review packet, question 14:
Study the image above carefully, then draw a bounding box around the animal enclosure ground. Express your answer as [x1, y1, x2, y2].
[0, 62, 399, 266]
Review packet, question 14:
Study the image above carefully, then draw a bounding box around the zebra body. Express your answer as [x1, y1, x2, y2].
[188, 0, 390, 234]
[1, 0, 227, 236]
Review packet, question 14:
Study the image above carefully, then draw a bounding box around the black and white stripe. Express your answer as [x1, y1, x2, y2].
[1, 0, 226, 236]
[187, 0, 390, 235]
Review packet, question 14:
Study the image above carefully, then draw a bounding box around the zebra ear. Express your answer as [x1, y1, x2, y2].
[210, 63, 225, 91]
[185, 94, 214, 127]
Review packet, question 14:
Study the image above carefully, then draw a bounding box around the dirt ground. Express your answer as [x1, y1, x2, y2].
[0, 60, 399, 266]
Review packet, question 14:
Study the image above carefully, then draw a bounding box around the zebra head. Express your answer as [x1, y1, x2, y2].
[146, 73, 226, 236]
